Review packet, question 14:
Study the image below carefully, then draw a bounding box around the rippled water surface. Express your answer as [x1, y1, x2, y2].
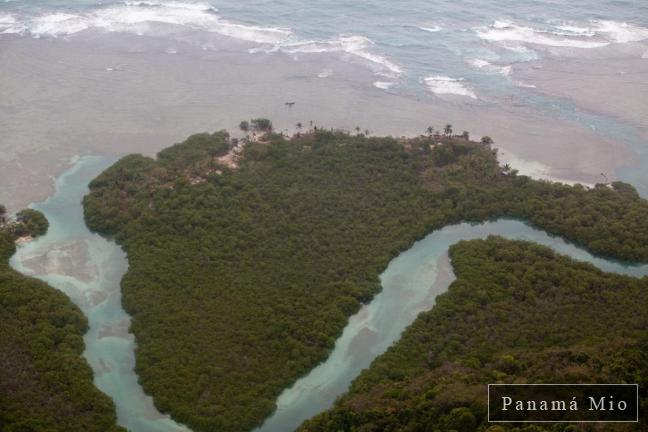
[1, 0, 647, 95]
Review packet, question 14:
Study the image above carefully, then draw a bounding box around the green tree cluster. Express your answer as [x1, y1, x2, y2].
[13, 209, 49, 237]
[250, 118, 273, 132]
[82, 127, 648, 431]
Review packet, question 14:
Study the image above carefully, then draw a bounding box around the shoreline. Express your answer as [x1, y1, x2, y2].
[0, 33, 637, 211]
[512, 43, 648, 134]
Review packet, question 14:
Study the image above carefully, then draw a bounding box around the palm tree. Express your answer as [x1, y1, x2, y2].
[461, 131, 469, 140]
[364, 129, 370, 136]
[251, 118, 272, 133]
[444, 124, 453, 136]
[503, 163, 511, 173]
[426, 126, 434, 137]
[355, 126, 361, 135]
[296, 122, 303, 131]
[239, 120, 250, 133]
[480, 136, 494, 146]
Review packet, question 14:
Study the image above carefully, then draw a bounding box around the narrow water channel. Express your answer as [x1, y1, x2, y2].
[10, 156, 648, 432]
[256, 219, 648, 432]
[10, 156, 190, 432]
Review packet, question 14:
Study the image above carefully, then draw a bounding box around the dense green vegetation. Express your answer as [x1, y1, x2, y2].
[13, 209, 49, 238]
[83, 127, 648, 432]
[0, 209, 123, 432]
[301, 237, 648, 432]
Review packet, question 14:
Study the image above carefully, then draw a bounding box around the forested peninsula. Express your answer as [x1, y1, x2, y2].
[83, 125, 648, 432]
[0, 207, 123, 432]
[301, 236, 648, 432]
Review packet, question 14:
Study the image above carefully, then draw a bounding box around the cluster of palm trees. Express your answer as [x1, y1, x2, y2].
[236, 118, 496, 150]
[425, 124, 494, 147]
[239, 119, 273, 134]
[294, 121, 370, 137]
[425, 124, 454, 139]
[294, 121, 321, 136]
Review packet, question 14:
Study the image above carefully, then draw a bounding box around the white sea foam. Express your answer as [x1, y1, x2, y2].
[498, 42, 539, 61]
[422, 75, 477, 99]
[467, 58, 511, 76]
[468, 59, 490, 69]
[317, 68, 332, 78]
[418, 25, 441, 33]
[513, 80, 536, 89]
[477, 19, 648, 50]
[4, 2, 402, 84]
[244, 33, 404, 83]
[591, 20, 648, 43]
[499, 43, 533, 54]
[373, 80, 394, 90]
[0, 12, 25, 34]
[123, 0, 215, 11]
[553, 24, 595, 37]
[30, 13, 90, 37]
[0, 12, 13, 23]
[16, 1, 292, 43]
[476, 20, 609, 48]
[279, 35, 403, 79]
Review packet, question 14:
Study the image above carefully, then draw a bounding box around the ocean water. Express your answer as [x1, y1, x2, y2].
[2, 0, 648, 195]
[1, 0, 647, 96]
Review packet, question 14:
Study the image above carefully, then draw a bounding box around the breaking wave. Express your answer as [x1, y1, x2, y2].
[418, 25, 442, 33]
[0, 12, 24, 33]
[8, 1, 293, 43]
[466, 58, 511, 76]
[4, 1, 402, 86]
[476, 19, 648, 49]
[250, 34, 403, 82]
[422, 75, 477, 99]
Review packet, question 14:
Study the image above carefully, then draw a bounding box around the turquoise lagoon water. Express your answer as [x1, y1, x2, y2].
[10, 157, 190, 432]
[10, 156, 648, 432]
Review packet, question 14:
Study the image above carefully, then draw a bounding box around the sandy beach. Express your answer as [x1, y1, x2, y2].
[0, 33, 635, 211]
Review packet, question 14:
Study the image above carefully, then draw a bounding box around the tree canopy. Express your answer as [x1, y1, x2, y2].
[83, 127, 648, 431]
